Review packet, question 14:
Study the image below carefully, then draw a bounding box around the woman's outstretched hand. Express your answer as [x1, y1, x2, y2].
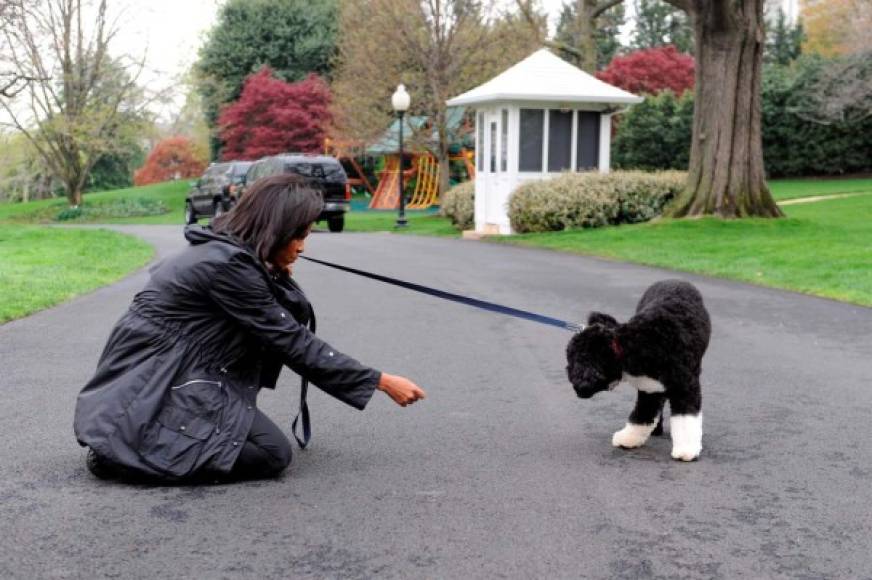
[377, 373, 426, 407]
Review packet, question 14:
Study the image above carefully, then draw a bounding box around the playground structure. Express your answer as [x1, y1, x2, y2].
[326, 110, 476, 211]
[323, 138, 374, 196]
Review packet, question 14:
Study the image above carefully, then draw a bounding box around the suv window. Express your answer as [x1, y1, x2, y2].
[283, 160, 344, 183]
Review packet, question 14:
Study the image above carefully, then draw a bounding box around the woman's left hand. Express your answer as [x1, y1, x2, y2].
[377, 373, 427, 407]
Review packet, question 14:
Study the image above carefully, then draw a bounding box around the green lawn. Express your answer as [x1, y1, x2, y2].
[2, 175, 871, 317]
[0, 180, 191, 224]
[494, 193, 872, 306]
[0, 182, 459, 235]
[344, 209, 458, 236]
[0, 225, 154, 323]
[769, 176, 872, 200]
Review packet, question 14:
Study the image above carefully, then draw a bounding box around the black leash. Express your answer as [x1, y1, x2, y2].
[300, 255, 584, 333]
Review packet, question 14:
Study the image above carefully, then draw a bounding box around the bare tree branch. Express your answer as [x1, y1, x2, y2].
[592, 0, 624, 19]
[661, 0, 690, 13]
[1, 0, 154, 206]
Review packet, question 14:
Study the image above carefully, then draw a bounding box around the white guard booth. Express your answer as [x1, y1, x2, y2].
[446, 49, 643, 235]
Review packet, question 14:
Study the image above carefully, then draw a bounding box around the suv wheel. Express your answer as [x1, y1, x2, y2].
[185, 201, 197, 224]
[327, 215, 345, 233]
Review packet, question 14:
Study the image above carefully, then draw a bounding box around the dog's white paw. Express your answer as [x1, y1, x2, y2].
[670, 414, 702, 462]
[671, 444, 701, 461]
[612, 423, 652, 448]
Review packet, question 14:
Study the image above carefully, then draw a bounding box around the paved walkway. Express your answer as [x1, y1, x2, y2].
[2, 225, 871, 579]
[779, 191, 872, 205]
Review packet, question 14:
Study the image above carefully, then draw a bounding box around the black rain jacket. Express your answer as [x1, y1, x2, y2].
[73, 226, 380, 479]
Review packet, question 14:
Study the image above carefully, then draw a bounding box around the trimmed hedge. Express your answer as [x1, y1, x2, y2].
[508, 171, 686, 233]
[440, 180, 474, 230]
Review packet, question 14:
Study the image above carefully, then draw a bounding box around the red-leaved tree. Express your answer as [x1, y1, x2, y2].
[597, 45, 695, 95]
[133, 137, 208, 186]
[218, 67, 332, 160]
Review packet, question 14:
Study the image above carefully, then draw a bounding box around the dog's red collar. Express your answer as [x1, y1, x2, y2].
[611, 337, 624, 361]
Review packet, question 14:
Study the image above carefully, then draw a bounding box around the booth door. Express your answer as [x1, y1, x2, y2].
[482, 108, 509, 230]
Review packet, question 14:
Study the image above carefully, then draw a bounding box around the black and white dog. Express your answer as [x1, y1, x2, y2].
[566, 280, 711, 461]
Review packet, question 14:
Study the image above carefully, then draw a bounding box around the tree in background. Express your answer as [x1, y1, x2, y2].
[555, 0, 625, 70]
[87, 139, 146, 192]
[597, 45, 694, 95]
[195, 0, 338, 158]
[613, 53, 872, 178]
[162, 70, 211, 162]
[0, 133, 57, 202]
[332, 0, 541, 194]
[631, 0, 693, 53]
[0, 0, 154, 207]
[792, 51, 872, 126]
[133, 137, 208, 186]
[658, 0, 781, 218]
[801, 0, 869, 57]
[218, 68, 331, 161]
[765, 8, 804, 66]
[613, 90, 693, 170]
[517, 0, 622, 73]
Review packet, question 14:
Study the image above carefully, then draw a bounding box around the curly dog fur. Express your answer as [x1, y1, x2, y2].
[566, 279, 711, 461]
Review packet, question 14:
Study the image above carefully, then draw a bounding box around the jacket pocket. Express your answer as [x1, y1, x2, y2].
[138, 379, 225, 478]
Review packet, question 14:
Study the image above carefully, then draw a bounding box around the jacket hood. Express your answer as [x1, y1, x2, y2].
[184, 224, 239, 247]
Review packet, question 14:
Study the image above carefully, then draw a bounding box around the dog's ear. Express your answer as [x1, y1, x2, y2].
[587, 311, 618, 327]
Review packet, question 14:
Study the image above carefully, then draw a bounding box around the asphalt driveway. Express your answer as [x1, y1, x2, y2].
[1, 225, 871, 579]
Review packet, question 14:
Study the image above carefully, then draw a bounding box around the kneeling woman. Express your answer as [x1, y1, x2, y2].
[74, 174, 425, 482]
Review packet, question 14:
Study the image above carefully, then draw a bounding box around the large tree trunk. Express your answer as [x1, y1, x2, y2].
[436, 119, 451, 197]
[576, 1, 598, 74]
[667, 0, 782, 218]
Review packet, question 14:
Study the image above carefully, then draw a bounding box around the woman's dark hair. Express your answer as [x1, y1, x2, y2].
[211, 173, 323, 264]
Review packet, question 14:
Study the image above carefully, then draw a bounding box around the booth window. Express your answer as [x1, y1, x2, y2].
[547, 110, 572, 172]
[500, 109, 508, 172]
[519, 109, 544, 172]
[577, 112, 601, 171]
[490, 121, 497, 173]
[477, 112, 485, 171]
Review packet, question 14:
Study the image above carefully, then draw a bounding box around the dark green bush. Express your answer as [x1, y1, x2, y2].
[439, 180, 474, 230]
[612, 55, 872, 178]
[508, 170, 686, 234]
[55, 206, 84, 221]
[613, 90, 693, 171]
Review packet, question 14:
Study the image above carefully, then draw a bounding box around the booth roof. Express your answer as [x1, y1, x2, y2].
[446, 48, 643, 107]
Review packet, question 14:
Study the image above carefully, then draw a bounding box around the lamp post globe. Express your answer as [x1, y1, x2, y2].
[392, 84, 410, 227]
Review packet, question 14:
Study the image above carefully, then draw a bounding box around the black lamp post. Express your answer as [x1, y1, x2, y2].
[392, 84, 410, 228]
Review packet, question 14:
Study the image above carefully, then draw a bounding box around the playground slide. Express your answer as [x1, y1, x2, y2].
[369, 156, 401, 209]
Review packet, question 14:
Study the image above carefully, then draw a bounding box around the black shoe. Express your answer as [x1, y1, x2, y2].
[86, 448, 120, 480]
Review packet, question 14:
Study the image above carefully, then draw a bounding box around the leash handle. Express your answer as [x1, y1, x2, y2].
[300, 255, 584, 333]
[292, 304, 316, 449]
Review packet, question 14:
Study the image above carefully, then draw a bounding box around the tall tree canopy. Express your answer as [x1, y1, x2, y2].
[0, 0, 152, 206]
[218, 68, 332, 161]
[801, 0, 869, 57]
[765, 8, 804, 65]
[631, 0, 693, 53]
[133, 137, 208, 187]
[517, 0, 622, 73]
[555, 0, 625, 70]
[195, 0, 339, 157]
[332, 0, 542, 194]
[597, 45, 695, 95]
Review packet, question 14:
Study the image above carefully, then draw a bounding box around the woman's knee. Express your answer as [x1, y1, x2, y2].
[265, 440, 292, 474]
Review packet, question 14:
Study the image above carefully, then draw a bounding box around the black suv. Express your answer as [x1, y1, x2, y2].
[185, 161, 252, 224]
[242, 153, 350, 232]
